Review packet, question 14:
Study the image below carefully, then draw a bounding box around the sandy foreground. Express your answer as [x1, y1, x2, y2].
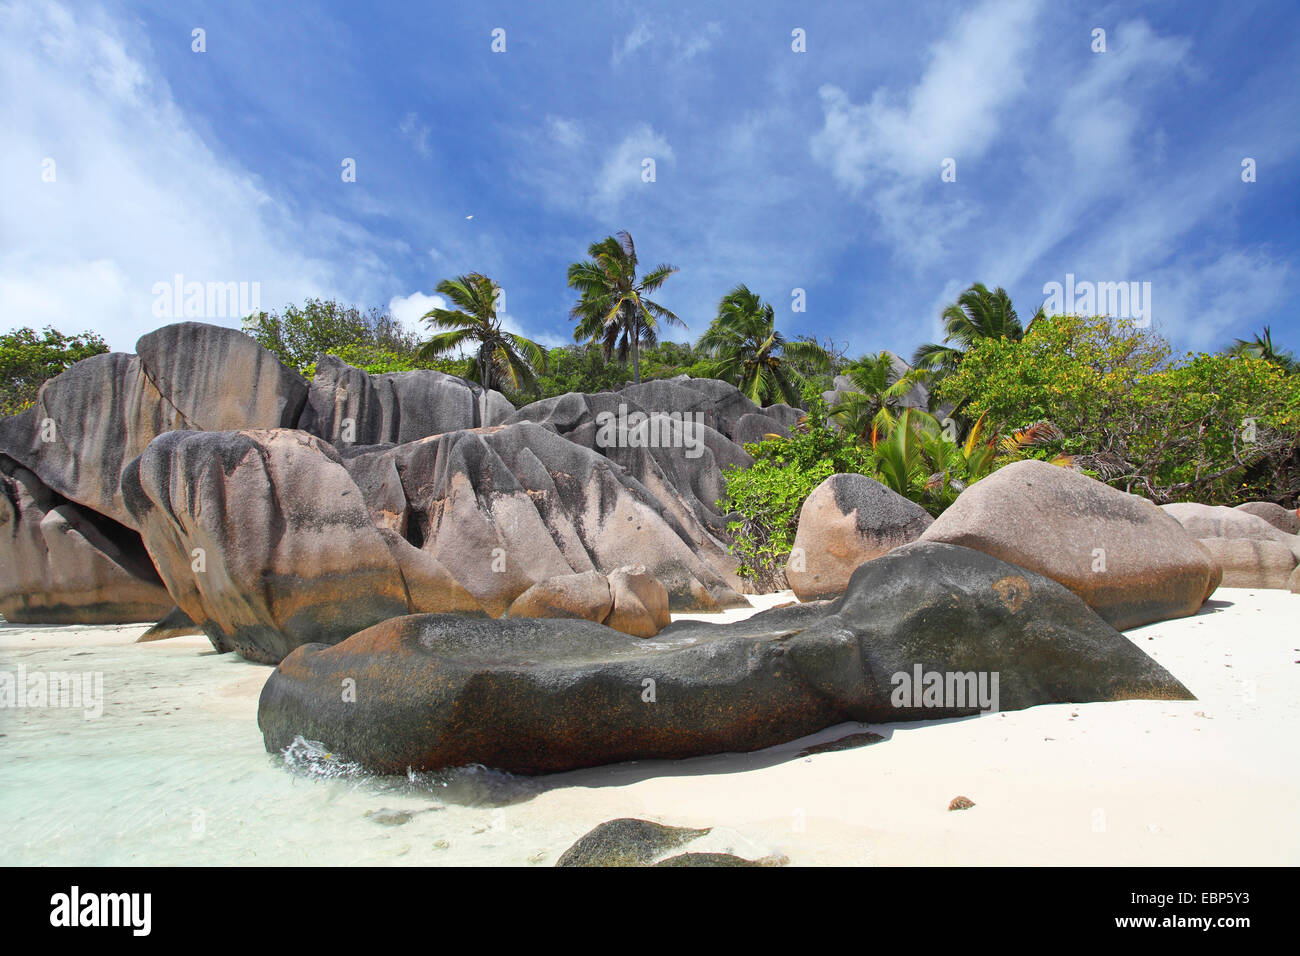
[0, 588, 1296, 866]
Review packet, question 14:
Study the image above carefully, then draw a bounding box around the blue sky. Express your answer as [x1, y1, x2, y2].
[3, 0, 1298, 360]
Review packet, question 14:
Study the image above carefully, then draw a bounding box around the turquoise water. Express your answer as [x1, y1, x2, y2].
[0, 624, 578, 866]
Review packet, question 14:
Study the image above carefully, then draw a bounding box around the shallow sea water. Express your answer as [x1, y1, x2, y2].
[0, 624, 603, 866]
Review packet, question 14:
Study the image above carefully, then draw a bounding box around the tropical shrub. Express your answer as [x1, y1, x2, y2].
[718, 394, 873, 589]
[0, 327, 109, 416]
[244, 299, 422, 375]
[938, 314, 1300, 504]
[697, 285, 829, 406]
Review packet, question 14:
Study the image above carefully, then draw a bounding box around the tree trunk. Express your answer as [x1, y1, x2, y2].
[630, 305, 642, 385]
[632, 326, 641, 384]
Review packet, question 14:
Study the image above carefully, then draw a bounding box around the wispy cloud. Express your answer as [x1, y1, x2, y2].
[592, 124, 675, 213]
[398, 112, 432, 158]
[611, 19, 653, 66]
[0, 0, 396, 350]
[812, 0, 1041, 186]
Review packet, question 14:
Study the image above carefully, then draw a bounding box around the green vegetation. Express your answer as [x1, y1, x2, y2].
[1223, 325, 1299, 374]
[567, 231, 683, 385]
[9, 259, 1297, 588]
[937, 314, 1300, 504]
[697, 285, 831, 406]
[0, 327, 109, 416]
[828, 351, 916, 442]
[911, 282, 1041, 380]
[718, 394, 872, 589]
[243, 298, 436, 377]
[534, 340, 711, 399]
[416, 273, 548, 396]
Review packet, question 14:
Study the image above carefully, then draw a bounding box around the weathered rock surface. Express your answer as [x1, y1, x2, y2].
[1289, 564, 1300, 594]
[0, 461, 173, 624]
[0, 323, 306, 529]
[136, 606, 203, 642]
[555, 819, 710, 867]
[258, 542, 1192, 775]
[1197, 538, 1298, 589]
[921, 460, 1220, 629]
[340, 421, 747, 615]
[786, 473, 934, 600]
[505, 387, 755, 555]
[135, 322, 308, 431]
[1233, 501, 1300, 535]
[121, 428, 476, 663]
[299, 354, 512, 446]
[506, 570, 613, 624]
[1163, 503, 1300, 560]
[605, 565, 671, 638]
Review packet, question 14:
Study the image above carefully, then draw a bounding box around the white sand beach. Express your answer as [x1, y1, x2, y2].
[1, 587, 1296, 866]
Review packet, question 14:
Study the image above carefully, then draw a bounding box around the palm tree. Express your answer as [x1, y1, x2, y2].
[697, 284, 830, 406]
[829, 351, 918, 443]
[567, 231, 683, 384]
[1224, 326, 1298, 374]
[416, 273, 547, 395]
[912, 282, 1041, 375]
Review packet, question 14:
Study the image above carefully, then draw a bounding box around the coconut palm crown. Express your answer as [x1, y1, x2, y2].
[567, 231, 683, 384]
[416, 273, 547, 395]
[697, 284, 830, 406]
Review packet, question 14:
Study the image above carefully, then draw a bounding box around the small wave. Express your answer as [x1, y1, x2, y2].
[280, 736, 366, 780]
[277, 737, 539, 806]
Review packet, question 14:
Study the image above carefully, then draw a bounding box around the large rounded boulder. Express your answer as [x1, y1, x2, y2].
[1162, 503, 1300, 557]
[0, 322, 307, 530]
[258, 541, 1191, 775]
[786, 473, 934, 600]
[120, 428, 470, 663]
[921, 460, 1219, 630]
[1197, 538, 1298, 589]
[1234, 501, 1300, 535]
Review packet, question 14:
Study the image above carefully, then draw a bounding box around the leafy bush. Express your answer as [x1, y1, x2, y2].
[938, 314, 1300, 504]
[243, 299, 424, 376]
[0, 327, 109, 416]
[718, 395, 873, 589]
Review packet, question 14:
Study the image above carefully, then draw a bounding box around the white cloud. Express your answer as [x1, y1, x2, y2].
[387, 291, 446, 331]
[812, 0, 1041, 186]
[592, 124, 674, 212]
[398, 111, 433, 158]
[675, 22, 723, 62]
[612, 20, 653, 66]
[545, 115, 584, 149]
[0, 0, 388, 351]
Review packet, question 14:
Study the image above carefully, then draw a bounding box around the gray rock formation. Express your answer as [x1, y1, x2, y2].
[786, 473, 934, 599]
[0, 324, 308, 531]
[0, 461, 173, 624]
[921, 460, 1220, 630]
[1197, 538, 1298, 589]
[257, 542, 1192, 775]
[1233, 501, 1300, 535]
[299, 354, 513, 446]
[339, 421, 748, 615]
[120, 428, 477, 663]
